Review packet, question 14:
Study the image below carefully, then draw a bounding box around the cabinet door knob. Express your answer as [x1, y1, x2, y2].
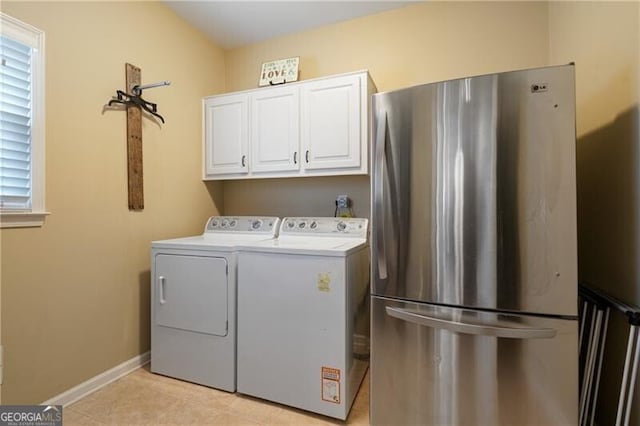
[305, 150, 310, 163]
[293, 152, 298, 164]
[241, 155, 246, 167]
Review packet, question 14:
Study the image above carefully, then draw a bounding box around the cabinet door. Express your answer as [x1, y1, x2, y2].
[251, 86, 299, 173]
[204, 94, 249, 177]
[301, 74, 361, 171]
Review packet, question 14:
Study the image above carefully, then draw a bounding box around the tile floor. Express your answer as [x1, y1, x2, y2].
[65, 365, 370, 425]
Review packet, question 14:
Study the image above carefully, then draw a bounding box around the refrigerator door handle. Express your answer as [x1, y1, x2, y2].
[374, 111, 388, 280]
[385, 306, 557, 339]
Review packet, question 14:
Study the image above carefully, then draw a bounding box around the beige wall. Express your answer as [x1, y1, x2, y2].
[223, 1, 550, 219]
[549, 1, 640, 423]
[0, 1, 225, 403]
[549, 1, 639, 137]
[549, 0, 639, 303]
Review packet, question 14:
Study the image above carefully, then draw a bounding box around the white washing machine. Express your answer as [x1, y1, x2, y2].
[237, 217, 370, 420]
[150, 216, 280, 392]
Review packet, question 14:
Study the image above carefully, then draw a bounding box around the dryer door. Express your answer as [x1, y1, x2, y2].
[154, 254, 228, 336]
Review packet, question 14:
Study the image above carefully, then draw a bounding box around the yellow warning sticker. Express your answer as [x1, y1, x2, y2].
[321, 367, 341, 404]
[317, 272, 331, 292]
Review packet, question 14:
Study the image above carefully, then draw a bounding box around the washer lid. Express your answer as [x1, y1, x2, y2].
[239, 236, 367, 256]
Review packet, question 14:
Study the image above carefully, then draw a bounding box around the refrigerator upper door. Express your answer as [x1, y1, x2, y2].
[370, 296, 578, 426]
[371, 65, 578, 316]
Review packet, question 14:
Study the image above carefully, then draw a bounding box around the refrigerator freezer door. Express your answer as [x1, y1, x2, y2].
[370, 296, 578, 426]
[371, 65, 578, 316]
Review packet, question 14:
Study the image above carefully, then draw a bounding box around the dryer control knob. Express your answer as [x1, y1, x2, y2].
[287, 221, 295, 228]
[337, 221, 347, 231]
[229, 219, 237, 228]
[310, 221, 318, 229]
[298, 222, 306, 229]
[210, 219, 219, 228]
[251, 219, 262, 230]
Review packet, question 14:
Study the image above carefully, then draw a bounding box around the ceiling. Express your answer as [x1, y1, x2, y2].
[163, 1, 414, 49]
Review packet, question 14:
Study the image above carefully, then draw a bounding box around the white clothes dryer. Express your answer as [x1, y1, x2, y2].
[150, 216, 280, 392]
[237, 217, 370, 420]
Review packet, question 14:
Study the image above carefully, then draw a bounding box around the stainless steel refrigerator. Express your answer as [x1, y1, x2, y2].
[370, 64, 578, 425]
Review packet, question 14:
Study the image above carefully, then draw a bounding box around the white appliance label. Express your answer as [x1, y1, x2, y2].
[321, 367, 341, 404]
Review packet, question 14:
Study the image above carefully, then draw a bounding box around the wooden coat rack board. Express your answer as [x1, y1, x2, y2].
[126, 63, 144, 210]
[106, 63, 168, 210]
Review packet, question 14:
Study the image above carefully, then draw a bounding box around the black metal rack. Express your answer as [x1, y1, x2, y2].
[579, 283, 640, 426]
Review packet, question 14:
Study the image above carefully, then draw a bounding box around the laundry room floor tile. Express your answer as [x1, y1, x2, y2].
[67, 364, 370, 425]
[62, 408, 105, 425]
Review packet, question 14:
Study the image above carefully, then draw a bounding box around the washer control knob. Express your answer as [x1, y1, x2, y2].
[251, 219, 262, 230]
[310, 221, 318, 229]
[229, 219, 237, 228]
[337, 221, 347, 232]
[210, 219, 219, 228]
[287, 221, 295, 228]
[298, 222, 306, 229]
[221, 219, 229, 228]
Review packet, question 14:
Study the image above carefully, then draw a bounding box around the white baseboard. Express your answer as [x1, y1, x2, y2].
[42, 351, 150, 407]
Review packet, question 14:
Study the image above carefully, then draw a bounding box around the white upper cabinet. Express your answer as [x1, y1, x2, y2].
[301, 74, 361, 171]
[203, 70, 375, 180]
[203, 94, 249, 178]
[251, 85, 300, 173]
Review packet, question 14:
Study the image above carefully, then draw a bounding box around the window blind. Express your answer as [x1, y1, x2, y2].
[0, 34, 32, 210]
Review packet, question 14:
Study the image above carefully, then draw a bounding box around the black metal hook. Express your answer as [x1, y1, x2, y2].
[107, 90, 165, 123]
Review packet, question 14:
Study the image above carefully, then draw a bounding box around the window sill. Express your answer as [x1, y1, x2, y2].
[0, 211, 50, 228]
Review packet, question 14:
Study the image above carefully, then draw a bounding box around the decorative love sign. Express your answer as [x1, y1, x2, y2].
[259, 57, 299, 86]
